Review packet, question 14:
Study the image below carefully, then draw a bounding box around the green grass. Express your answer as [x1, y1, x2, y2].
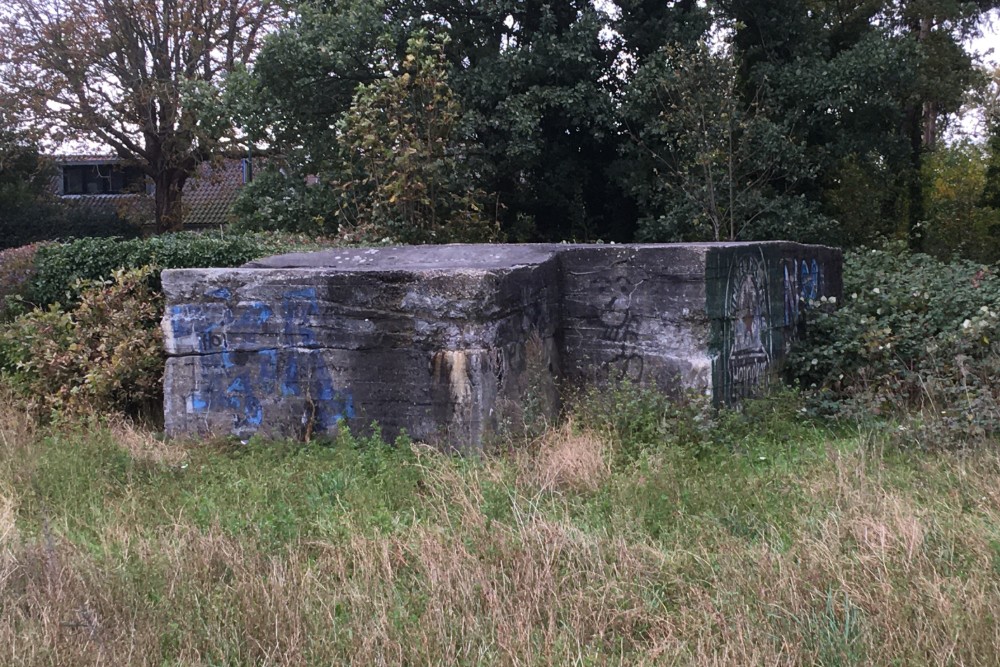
[3, 389, 1000, 665]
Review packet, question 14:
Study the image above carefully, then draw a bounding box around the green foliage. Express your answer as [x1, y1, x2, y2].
[231, 168, 339, 235]
[237, 0, 634, 242]
[231, 0, 994, 247]
[821, 154, 907, 248]
[26, 231, 297, 308]
[623, 41, 828, 243]
[572, 379, 811, 463]
[227, 0, 397, 170]
[728, 0, 984, 250]
[0, 267, 164, 418]
[332, 32, 498, 244]
[790, 245, 1000, 446]
[447, 0, 626, 242]
[921, 141, 1000, 263]
[980, 111, 1000, 210]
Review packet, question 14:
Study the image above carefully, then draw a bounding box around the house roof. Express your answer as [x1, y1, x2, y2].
[182, 159, 245, 228]
[59, 194, 155, 226]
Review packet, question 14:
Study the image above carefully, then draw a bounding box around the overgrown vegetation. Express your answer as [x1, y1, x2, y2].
[24, 230, 321, 308]
[3, 386, 1000, 665]
[0, 243, 46, 321]
[792, 244, 1000, 447]
[0, 204, 997, 665]
[0, 268, 164, 420]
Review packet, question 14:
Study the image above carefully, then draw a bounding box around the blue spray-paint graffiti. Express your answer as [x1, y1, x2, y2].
[783, 261, 799, 327]
[171, 287, 353, 436]
[281, 288, 319, 346]
[781, 258, 823, 330]
[800, 259, 821, 304]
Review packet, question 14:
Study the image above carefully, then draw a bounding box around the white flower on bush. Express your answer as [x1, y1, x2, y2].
[872, 287, 880, 294]
[962, 319, 972, 330]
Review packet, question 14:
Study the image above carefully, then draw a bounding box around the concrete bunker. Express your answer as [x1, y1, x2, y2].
[162, 242, 842, 447]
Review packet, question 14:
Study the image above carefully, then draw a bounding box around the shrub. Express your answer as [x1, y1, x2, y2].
[0, 243, 48, 321]
[0, 201, 142, 250]
[790, 244, 1000, 446]
[230, 168, 339, 235]
[571, 380, 716, 462]
[0, 267, 164, 419]
[26, 230, 306, 307]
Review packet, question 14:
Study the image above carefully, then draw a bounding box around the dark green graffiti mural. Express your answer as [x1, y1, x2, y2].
[707, 244, 841, 404]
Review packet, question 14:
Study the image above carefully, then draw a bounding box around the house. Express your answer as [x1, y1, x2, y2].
[51, 155, 252, 229]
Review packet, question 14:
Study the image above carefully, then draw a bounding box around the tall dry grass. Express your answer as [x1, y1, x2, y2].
[1, 403, 1000, 665]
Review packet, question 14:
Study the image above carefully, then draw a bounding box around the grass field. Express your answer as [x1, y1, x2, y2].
[2, 389, 1000, 665]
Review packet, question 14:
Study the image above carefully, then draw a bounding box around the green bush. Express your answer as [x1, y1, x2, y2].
[790, 244, 1000, 446]
[26, 230, 305, 307]
[230, 168, 339, 235]
[0, 267, 164, 419]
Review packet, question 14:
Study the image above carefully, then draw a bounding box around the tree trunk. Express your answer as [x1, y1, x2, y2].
[905, 102, 925, 252]
[905, 14, 933, 252]
[919, 18, 937, 150]
[923, 100, 938, 148]
[153, 170, 185, 233]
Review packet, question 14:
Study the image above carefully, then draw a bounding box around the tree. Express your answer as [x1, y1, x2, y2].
[0, 115, 53, 221]
[0, 0, 282, 232]
[889, 0, 988, 251]
[923, 140, 1000, 262]
[723, 0, 995, 249]
[234, 0, 656, 242]
[333, 32, 497, 245]
[623, 42, 825, 243]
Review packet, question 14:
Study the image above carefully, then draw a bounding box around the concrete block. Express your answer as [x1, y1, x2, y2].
[161, 242, 841, 447]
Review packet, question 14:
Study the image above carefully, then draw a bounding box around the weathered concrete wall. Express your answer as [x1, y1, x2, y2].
[162, 242, 840, 447]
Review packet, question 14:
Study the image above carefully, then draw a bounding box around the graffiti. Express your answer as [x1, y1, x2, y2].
[782, 257, 823, 328]
[726, 253, 771, 398]
[783, 260, 799, 328]
[171, 287, 353, 437]
[800, 258, 820, 304]
[597, 273, 645, 382]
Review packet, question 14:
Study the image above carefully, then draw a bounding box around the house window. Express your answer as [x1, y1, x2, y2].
[62, 164, 145, 195]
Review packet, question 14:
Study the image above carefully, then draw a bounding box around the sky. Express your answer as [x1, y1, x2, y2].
[952, 10, 1000, 141]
